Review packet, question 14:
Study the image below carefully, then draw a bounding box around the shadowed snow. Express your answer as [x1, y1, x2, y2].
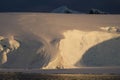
[0, 13, 120, 69]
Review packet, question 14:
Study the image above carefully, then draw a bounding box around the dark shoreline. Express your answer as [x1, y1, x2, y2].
[0, 67, 120, 74]
[0, 72, 120, 80]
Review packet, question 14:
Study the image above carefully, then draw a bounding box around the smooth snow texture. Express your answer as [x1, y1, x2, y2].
[0, 13, 120, 69]
[59, 30, 120, 68]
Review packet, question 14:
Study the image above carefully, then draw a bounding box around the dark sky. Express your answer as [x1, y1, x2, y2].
[0, 0, 120, 14]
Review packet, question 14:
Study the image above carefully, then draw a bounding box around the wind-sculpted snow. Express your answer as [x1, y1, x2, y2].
[0, 36, 20, 64]
[0, 13, 120, 69]
[0, 33, 63, 69]
[0, 30, 120, 69]
[59, 30, 120, 68]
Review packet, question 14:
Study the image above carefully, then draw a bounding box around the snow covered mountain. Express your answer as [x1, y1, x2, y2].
[89, 8, 108, 14]
[51, 6, 80, 14]
[52, 6, 108, 14]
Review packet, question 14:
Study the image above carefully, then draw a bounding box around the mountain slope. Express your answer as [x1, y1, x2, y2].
[51, 6, 80, 14]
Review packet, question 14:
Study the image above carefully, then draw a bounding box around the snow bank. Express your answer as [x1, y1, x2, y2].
[43, 29, 120, 68]
[100, 26, 120, 33]
[57, 30, 120, 68]
[0, 33, 60, 69]
[0, 36, 20, 64]
[0, 13, 120, 69]
[0, 30, 120, 69]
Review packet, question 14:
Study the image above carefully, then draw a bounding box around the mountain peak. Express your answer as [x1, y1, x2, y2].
[89, 8, 108, 14]
[51, 6, 79, 14]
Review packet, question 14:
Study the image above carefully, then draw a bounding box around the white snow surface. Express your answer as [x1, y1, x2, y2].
[0, 13, 120, 69]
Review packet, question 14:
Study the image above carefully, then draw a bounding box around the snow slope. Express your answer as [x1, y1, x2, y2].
[59, 30, 120, 68]
[0, 13, 120, 69]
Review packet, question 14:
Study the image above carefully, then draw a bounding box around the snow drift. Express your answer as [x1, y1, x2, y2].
[0, 13, 120, 69]
[59, 30, 120, 68]
[0, 36, 20, 64]
[0, 30, 120, 69]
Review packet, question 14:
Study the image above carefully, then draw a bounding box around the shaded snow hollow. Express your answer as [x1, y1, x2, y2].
[0, 30, 120, 69]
